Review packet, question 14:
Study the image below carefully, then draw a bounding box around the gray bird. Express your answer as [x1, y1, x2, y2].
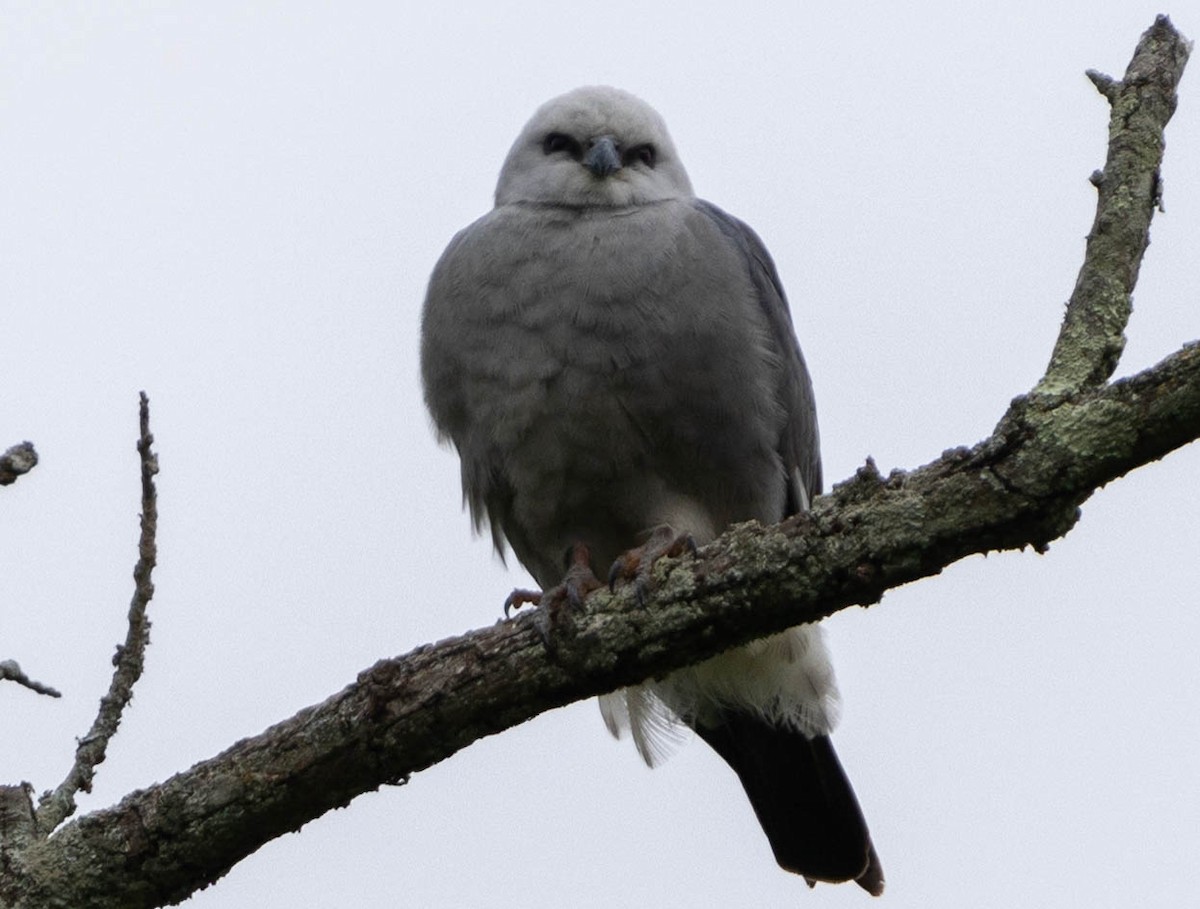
[421, 85, 883, 895]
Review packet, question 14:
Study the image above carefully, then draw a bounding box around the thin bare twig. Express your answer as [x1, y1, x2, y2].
[34, 393, 160, 835]
[0, 661, 61, 698]
[0, 442, 38, 486]
[1037, 15, 1192, 394]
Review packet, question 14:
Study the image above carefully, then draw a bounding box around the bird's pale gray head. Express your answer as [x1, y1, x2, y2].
[494, 86, 694, 208]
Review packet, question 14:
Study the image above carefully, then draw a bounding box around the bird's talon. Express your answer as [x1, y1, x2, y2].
[533, 610, 554, 648]
[633, 577, 650, 608]
[567, 583, 586, 611]
[506, 543, 603, 643]
[607, 555, 636, 592]
[608, 525, 695, 602]
[503, 588, 542, 618]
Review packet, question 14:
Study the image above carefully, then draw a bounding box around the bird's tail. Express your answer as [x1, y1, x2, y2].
[694, 711, 884, 896]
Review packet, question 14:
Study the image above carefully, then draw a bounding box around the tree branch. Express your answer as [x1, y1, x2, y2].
[15, 341, 1200, 909]
[0, 443, 37, 487]
[34, 393, 160, 836]
[1, 16, 1194, 909]
[0, 663, 61, 699]
[1038, 14, 1191, 394]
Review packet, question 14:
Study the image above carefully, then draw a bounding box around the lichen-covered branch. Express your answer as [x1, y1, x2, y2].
[0, 785, 37, 901]
[0, 443, 38, 487]
[0, 17, 1193, 909]
[33, 394, 160, 837]
[13, 339, 1200, 909]
[1037, 15, 1191, 394]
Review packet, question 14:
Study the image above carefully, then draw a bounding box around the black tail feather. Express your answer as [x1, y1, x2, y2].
[695, 712, 884, 895]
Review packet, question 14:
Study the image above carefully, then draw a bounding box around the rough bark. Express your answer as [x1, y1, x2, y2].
[0, 16, 1193, 909]
[0, 443, 38, 487]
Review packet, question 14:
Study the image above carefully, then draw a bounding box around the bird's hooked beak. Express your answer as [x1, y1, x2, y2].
[583, 135, 621, 177]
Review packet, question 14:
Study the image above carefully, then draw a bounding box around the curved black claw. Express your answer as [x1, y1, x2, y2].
[503, 588, 542, 618]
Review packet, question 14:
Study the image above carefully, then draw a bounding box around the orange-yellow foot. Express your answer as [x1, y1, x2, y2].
[607, 525, 697, 605]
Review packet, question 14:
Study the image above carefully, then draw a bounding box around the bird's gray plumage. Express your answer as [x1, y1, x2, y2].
[421, 85, 882, 894]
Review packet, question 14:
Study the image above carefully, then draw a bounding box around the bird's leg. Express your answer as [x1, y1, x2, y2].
[557, 541, 605, 609]
[607, 524, 697, 605]
[503, 542, 603, 643]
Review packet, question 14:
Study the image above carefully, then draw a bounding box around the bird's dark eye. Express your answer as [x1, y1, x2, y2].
[624, 143, 656, 168]
[543, 132, 581, 158]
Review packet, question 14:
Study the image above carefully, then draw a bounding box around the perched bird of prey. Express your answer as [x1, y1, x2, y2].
[421, 86, 883, 895]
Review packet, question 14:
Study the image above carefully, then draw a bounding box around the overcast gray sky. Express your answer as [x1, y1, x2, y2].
[3, 3, 1198, 907]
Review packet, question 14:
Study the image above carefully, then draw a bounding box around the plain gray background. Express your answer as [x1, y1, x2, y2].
[3, 3, 1197, 907]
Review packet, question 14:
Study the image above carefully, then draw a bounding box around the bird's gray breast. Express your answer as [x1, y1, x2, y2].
[421, 200, 787, 584]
